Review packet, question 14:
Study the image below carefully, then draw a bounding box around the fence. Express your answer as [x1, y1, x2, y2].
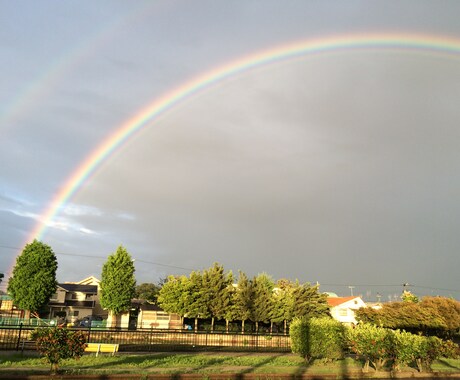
[0, 324, 291, 352]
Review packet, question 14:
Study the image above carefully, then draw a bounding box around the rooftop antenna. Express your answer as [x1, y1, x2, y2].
[348, 286, 355, 296]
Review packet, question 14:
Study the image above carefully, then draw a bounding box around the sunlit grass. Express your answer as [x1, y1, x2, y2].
[1, 352, 460, 376]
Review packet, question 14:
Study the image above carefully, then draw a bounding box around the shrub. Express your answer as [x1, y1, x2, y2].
[290, 317, 345, 362]
[31, 327, 87, 373]
[290, 317, 310, 361]
[346, 323, 393, 371]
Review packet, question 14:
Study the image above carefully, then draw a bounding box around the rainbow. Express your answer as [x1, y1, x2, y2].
[29, 32, 460, 243]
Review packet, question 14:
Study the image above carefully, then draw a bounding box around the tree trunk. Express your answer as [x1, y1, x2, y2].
[211, 316, 215, 332]
[255, 321, 259, 333]
[242, 319, 245, 334]
[226, 319, 229, 333]
[270, 321, 273, 334]
[284, 319, 287, 335]
[194, 317, 198, 332]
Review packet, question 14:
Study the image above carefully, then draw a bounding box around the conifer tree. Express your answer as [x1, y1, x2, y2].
[233, 271, 253, 333]
[100, 245, 136, 324]
[252, 273, 275, 332]
[8, 240, 58, 318]
[158, 275, 190, 324]
[202, 263, 233, 331]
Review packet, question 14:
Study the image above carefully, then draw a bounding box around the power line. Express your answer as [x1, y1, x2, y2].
[2, 244, 460, 294]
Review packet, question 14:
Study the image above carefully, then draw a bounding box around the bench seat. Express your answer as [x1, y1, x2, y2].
[85, 343, 119, 356]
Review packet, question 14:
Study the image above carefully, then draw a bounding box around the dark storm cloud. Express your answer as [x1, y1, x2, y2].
[2, 1, 460, 299]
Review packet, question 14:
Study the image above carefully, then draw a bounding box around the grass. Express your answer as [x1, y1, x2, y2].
[0, 351, 460, 377]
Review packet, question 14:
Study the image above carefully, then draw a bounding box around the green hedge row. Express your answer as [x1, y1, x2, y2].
[290, 317, 460, 372]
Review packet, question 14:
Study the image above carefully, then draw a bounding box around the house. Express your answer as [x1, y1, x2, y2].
[47, 276, 105, 323]
[106, 299, 182, 330]
[327, 296, 367, 325]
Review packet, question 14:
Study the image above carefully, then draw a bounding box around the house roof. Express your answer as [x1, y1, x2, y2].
[327, 296, 360, 307]
[57, 283, 97, 294]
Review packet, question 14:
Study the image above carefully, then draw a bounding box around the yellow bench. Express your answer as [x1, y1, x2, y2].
[85, 343, 119, 356]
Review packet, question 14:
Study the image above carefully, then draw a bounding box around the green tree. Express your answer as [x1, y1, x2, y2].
[252, 273, 274, 332]
[233, 271, 253, 333]
[100, 245, 136, 325]
[187, 270, 210, 331]
[157, 275, 190, 324]
[7, 240, 58, 318]
[356, 296, 460, 337]
[134, 283, 160, 302]
[291, 282, 329, 319]
[202, 263, 233, 331]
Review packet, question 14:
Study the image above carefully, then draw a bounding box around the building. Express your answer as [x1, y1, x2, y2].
[47, 276, 105, 323]
[327, 296, 367, 325]
[106, 299, 182, 330]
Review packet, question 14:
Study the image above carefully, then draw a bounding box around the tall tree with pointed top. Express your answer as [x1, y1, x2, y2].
[100, 245, 136, 325]
[202, 263, 233, 332]
[252, 272, 275, 333]
[7, 240, 58, 318]
[233, 271, 254, 333]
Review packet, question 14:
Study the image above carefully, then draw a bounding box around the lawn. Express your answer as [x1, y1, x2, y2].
[0, 351, 460, 378]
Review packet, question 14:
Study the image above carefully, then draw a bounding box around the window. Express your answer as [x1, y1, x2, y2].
[73, 311, 79, 317]
[339, 308, 348, 316]
[50, 293, 58, 300]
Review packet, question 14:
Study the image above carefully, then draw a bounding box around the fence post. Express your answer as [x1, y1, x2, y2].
[15, 322, 23, 351]
[87, 324, 91, 344]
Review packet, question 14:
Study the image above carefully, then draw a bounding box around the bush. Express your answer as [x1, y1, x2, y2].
[290, 317, 310, 361]
[346, 323, 393, 371]
[31, 327, 87, 373]
[290, 317, 345, 362]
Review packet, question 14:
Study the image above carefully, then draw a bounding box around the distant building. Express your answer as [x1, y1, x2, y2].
[327, 296, 366, 325]
[106, 299, 182, 330]
[47, 276, 105, 323]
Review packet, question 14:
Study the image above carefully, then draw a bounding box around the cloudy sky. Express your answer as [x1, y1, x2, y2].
[2, 1, 460, 301]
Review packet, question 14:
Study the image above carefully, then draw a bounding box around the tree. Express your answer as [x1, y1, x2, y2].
[100, 245, 136, 325]
[7, 240, 58, 318]
[134, 283, 160, 302]
[158, 275, 191, 324]
[233, 271, 253, 333]
[355, 296, 460, 337]
[252, 273, 275, 332]
[187, 270, 210, 331]
[202, 263, 233, 331]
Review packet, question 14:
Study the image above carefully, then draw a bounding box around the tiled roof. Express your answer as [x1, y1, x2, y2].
[326, 296, 359, 307]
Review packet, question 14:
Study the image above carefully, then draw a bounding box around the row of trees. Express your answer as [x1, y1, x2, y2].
[356, 295, 460, 337]
[158, 263, 329, 333]
[7, 240, 136, 322]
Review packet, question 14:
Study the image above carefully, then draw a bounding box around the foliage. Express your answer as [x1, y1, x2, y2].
[157, 275, 190, 319]
[290, 317, 311, 361]
[30, 327, 87, 373]
[346, 323, 394, 371]
[252, 273, 275, 332]
[233, 271, 254, 333]
[134, 283, 160, 302]
[308, 317, 346, 361]
[401, 290, 419, 303]
[7, 240, 58, 314]
[290, 317, 345, 362]
[355, 296, 460, 337]
[201, 263, 233, 331]
[100, 245, 136, 315]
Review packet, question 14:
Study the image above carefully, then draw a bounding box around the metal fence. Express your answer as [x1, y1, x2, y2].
[0, 324, 291, 352]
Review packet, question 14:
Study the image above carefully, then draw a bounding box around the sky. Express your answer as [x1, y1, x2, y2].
[1, 0, 460, 302]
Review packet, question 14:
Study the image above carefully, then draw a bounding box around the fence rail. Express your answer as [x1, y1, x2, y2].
[0, 324, 291, 352]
